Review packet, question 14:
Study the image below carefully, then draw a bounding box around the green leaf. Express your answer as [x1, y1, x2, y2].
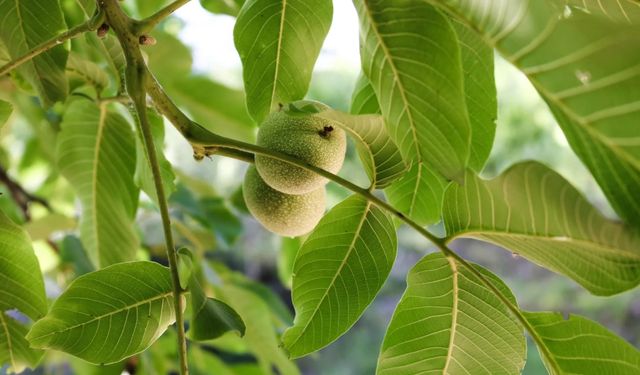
[385, 162, 450, 226]
[0, 100, 12, 128]
[188, 277, 245, 342]
[177, 247, 194, 290]
[378, 252, 525, 375]
[353, 0, 470, 182]
[168, 76, 256, 142]
[234, 0, 333, 123]
[443, 162, 640, 296]
[451, 18, 496, 172]
[437, 0, 640, 227]
[524, 311, 640, 374]
[350, 73, 381, 115]
[0, 313, 43, 374]
[0, 209, 47, 320]
[57, 100, 140, 268]
[134, 108, 176, 204]
[216, 284, 299, 375]
[0, 0, 68, 104]
[282, 195, 397, 358]
[201, 0, 246, 16]
[27, 262, 176, 364]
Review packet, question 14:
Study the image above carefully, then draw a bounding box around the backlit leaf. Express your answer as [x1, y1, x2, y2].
[234, 0, 333, 123]
[524, 311, 640, 374]
[57, 100, 139, 268]
[283, 195, 397, 358]
[27, 262, 175, 364]
[378, 252, 525, 375]
[443, 162, 640, 295]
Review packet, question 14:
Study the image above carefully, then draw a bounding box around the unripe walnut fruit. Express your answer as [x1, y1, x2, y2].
[255, 111, 346, 195]
[243, 166, 325, 237]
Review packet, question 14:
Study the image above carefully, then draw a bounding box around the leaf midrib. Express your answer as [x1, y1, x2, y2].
[442, 256, 459, 374]
[287, 201, 372, 350]
[269, 0, 287, 111]
[91, 105, 108, 268]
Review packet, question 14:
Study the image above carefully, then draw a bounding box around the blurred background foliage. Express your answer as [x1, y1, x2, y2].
[1, 0, 638, 374]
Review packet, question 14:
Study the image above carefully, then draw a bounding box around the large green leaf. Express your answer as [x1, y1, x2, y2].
[354, 0, 470, 182]
[0, 209, 47, 320]
[282, 195, 397, 358]
[0, 313, 43, 373]
[234, 0, 333, 123]
[437, 0, 640, 227]
[27, 262, 176, 364]
[451, 18, 496, 172]
[378, 252, 525, 375]
[0, 100, 12, 129]
[0, 0, 68, 104]
[524, 311, 640, 374]
[57, 100, 139, 268]
[443, 162, 640, 296]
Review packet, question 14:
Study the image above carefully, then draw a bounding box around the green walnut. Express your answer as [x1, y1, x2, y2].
[255, 111, 346, 195]
[243, 166, 325, 237]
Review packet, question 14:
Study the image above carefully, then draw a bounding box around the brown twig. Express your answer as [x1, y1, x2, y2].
[0, 165, 51, 221]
